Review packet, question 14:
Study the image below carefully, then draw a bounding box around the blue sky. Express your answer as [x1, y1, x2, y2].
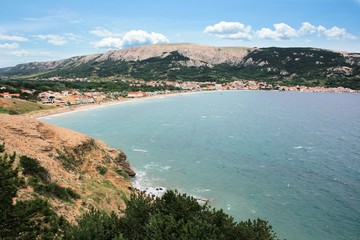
[0, 0, 359, 67]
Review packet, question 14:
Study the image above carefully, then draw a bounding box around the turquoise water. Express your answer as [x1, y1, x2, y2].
[43, 91, 360, 240]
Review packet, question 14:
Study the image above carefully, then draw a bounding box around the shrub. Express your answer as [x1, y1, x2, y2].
[96, 166, 108, 175]
[20, 155, 51, 183]
[65, 190, 280, 240]
[0, 142, 5, 153]
[115, 168, 130, 180]
[0, 151, 66, 239]
[8, 109, 21, 115]
[32, 182, 80, 201]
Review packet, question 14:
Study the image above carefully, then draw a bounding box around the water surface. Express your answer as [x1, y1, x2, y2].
[43, 91, 360, 240]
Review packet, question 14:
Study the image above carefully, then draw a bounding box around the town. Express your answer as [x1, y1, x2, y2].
[0, 79, 357, 108]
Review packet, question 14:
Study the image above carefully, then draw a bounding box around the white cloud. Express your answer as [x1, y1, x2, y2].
[204, 21, 252, 40]
[0, 43, 19, 49]
[299, 22, 357, 40]
[317, 25, 357, 40]
[9, 49, 30, 57]
[92, 37, 123, 48]
[257, 23, 298, 40]
[35, 34, 66, 46]
[0, 34, 28, 42]
[89, 27, 119, 37]
[122, 30, 169, 47]
[299, 22, 317, 35]
[91, 30, 169, 49]
[64, 33, 82, 42]
[204, 21, 357, 42]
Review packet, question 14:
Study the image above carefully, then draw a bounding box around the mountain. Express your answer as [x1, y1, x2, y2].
[0, 115, 135, 222]
[1, 43, 360, 89]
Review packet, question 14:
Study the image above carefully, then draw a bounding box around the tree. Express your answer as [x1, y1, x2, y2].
[63, 209, 121, 240]
[0, 152, 66, 239]
[0, 152, 19, 237]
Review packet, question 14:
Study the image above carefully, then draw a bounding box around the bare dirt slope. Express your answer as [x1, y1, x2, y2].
[0, 115, 135, 222]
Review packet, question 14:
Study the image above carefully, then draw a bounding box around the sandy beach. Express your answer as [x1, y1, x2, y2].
[26, 91, 197, 119]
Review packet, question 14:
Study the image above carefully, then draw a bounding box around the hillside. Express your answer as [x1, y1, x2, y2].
[0, 98, 55, 114]
[1, 43, 360, 89]
[0, 115, 135, 222]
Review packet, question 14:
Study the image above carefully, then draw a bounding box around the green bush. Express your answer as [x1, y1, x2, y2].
[66, 190, 280, 240]
[32, 182, 80, 201]
[0, 142, 5, 153]
[0, 151, 67, 239]
[20, 155, 51, 183]
[96, 166, 108, 175]
[115, 168, 129, 180]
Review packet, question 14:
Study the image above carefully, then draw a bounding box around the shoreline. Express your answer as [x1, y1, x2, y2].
[26, 88, 359, 119]
[26, 91, 198, 119]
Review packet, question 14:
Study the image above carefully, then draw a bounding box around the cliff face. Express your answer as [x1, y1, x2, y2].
[0, 115, 135, 222]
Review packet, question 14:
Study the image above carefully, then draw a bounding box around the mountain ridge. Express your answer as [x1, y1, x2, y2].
[1, 43, 359, 89]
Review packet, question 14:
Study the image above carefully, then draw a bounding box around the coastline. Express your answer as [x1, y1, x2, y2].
[26, 91, 197, 119]
[26, 88, 358, 119]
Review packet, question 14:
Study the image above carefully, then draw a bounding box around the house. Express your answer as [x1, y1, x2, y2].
[0, 92, 20, 98]
[127, 91, 144, 98]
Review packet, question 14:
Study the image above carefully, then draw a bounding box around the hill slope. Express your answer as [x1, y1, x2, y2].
[0, 115, 135, 222]
[0, 98, 55, 114]
[1, 43, 359, 88]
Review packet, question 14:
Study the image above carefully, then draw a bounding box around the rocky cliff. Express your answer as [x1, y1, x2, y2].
[0, 115, 135, 222]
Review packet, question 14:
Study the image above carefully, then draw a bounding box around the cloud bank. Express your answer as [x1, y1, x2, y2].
[90, 28, 169, 49]
[205, 21, 357, 41]
[203, 21, 252, 40]
[0, 34, 28, 42]
[256, 23, 298, 40]
[35, 34, 67, 46]
[0, 43, 19, 49]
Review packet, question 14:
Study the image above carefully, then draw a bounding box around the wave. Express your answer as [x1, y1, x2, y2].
[132, 147, 148, 153]
[293, 146, 303, 149]
[144, 162, 172, 172]
[191, 188, 211, 193]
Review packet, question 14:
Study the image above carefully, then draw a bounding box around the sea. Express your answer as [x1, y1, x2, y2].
[42, 90, 360, 240]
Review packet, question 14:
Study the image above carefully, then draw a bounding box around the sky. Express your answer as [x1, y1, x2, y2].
[0, 0, 359, 67]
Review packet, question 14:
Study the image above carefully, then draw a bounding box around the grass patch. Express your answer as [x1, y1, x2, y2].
[0, 106, 10, 114]
[55, 148, 82, 172]
[0, 98, 55, 114]
[115, 168, 130, 180]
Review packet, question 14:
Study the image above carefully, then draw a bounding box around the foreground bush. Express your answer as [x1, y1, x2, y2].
[65, 190, 279, 240]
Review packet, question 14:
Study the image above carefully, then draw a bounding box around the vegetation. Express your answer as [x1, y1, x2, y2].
[65, 190, 280, 240]
[0, 98, 54, 115]
[0, 78, 180, 95]
[1, 151, 65, 239]
[0, 142, 4, 153]
[31, 180, 80, 201]
[20, 155, 51, 182]
[96, 165, 108, 175]
[20, 155, 80, 201]
[115, 168, 130, 180]
[55, 148, 82, 171]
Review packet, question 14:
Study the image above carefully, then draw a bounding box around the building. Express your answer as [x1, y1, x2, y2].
[127, 91, 144, 98]
[0, 92, 20, 98]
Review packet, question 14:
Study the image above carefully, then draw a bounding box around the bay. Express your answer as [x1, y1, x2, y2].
[43, 91, 360, 240]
